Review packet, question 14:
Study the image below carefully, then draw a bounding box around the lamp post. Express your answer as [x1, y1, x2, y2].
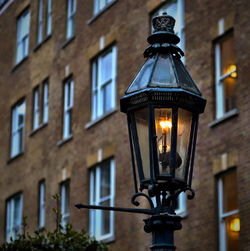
[76, 12, 206, 251]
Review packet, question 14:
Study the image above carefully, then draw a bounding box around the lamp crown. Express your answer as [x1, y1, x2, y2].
[148, 12, 180, 45]
[152, 12, 175, 34]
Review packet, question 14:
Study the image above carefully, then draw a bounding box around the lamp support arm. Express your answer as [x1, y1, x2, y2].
[75, 203, 154, 215]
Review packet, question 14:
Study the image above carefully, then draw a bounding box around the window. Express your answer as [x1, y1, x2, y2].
[16, 9, 30, 64]
[66, 0, 76, 39]
[63, 79, 74, 139]
[90, 159, 115, 241]
[152, 0, 185, 60]
[11, 100, 25, 158]
[215, 34, 237, 119]
[43, 81, 49, 123]
[33, 87, 40, 130]
[0, 0, 8, 9]
[60, 180, 70, 228]
[37, 0, 52, 44]
[46, 0, 52, 36]
[38, 181, 45, 228]
[6, 193, 23, 242]
[37, 0, 43, 44]
[32, 81, 49, 130]
[218, 169, 239, 251]
[94, 0, 113, 15]
[91, 46, 117, 120]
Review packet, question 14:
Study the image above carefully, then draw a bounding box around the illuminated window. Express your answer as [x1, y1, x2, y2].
[6, 193, 23, 242]
[89, 159, 115, 241]
[16, 9, 30, 64]
[215, 34, 237, 119]
[218, 169, 239, 251]
[91, 46, 117, 120]
[11, 100, 26, 158]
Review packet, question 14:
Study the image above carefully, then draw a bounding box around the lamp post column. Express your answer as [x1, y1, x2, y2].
[144, 214, 182, 251]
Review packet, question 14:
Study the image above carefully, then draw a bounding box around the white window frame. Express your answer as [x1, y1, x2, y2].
[152, 0, 185, 62]
[66, 0, 76, 39]
[46, 0, 52, 36]
[11, 100, 26, 158]
[218, 173, 239, 251]
[61, 181, 70, 229]
[38, 181, 45, 228]
[63, 79, 74, 139]
[215, 37, 237, 119]
[6, 193, 23, 242]
[91, 46, 117, 121]
[43, 81, 49, 123]
[90, 159, 115, 241]
[94, 0, 113, 15]
[16, 9, 30, 64]
[37, 0, 43, 44]
[33, 88, 40, 130]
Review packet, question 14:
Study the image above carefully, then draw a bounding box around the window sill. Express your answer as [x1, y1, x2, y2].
[7, 152, 24, 164]
[98, 235, 115, 244]
[33, 34, 52, 52]
[85, 108, 117, 129]
[57, 134, 73, 147]
[12, 56, 28, 72]
[61, 35, 75, 49]
[208, 109, 239, 128]
[88, 0, 118, 24]
[29, 123, 48, 137]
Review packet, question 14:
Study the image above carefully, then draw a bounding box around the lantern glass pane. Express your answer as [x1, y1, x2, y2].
[155, 108, 172, 175]
[134, 108, 150, 179]
[151, 54, 177, 87]
[175, 108, 192, 180]
[126, 57, 156, 94]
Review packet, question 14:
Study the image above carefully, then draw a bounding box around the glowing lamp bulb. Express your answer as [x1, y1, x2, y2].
[227, 65, 237, 78]
[230, 218, 240, 232]
[160, 120, 172, 129]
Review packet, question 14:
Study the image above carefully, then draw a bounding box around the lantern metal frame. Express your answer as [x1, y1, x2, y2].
[76, 12, 206, 251]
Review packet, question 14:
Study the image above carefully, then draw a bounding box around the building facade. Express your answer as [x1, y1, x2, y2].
[0, 0, 249, 250]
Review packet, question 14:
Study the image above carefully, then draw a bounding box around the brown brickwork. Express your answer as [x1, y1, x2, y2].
[0, 0, 249, 250]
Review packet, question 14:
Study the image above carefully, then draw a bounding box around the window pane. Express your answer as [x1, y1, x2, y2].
[225, 214, 240, 251]
[100, 199, 111, 235]
[155, 108, 172, 176]
[47, 0, 52, 35]
[101, 51, 112, 84]
[134, 108, 150, 179]
[220, 36, 235, 76]
[100, 162, 110, 198]
[223, 171, 238, 213]
[223, 76, 236, 112]
[176, 109, 192, 180]
[103, 82, 112, 113]
[92, 47, 116, 119]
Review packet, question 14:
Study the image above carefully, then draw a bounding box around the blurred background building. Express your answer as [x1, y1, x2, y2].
[0, 0, 249, 250]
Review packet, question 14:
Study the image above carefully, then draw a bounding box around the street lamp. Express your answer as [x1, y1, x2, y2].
[76, 12, 206, 251]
